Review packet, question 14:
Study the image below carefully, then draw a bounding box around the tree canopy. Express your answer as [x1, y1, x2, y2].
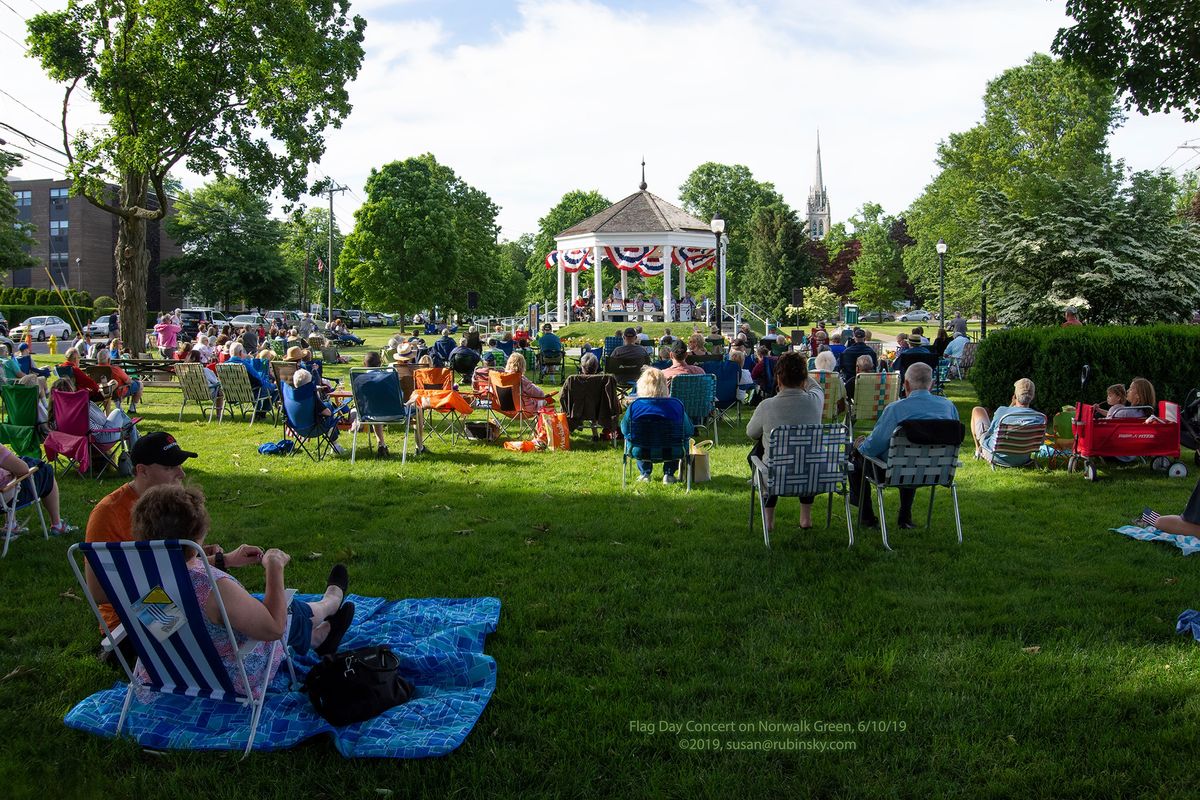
[162, 177, 291, 309]
[1053, 0, 1200, 121]
[0, 152, 36, 276]
[967, 172, 1200, 326]
[340, 154, 502, 318]
[280, 207, 343, 311]
[523, 190, 611, 305]
[26, 0, 365, 350]
[849, 203, 907, 314]
[740, 202, 815, 320]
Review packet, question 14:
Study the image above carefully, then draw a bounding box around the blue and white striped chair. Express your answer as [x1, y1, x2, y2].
[749, 424, 854, 548]
[68, 539, 297, 756]
[860, 422, 964, 550]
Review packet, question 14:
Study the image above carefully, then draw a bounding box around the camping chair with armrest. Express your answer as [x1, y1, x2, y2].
[215, 363, 264, 427]
[750, 423, 853, 548]
[172, 362, 217, 423]
[932, 358, 952, 396]
[54, 364, 74, 381]
[704, 360, 743, 425]
[0, 464, 48, 558]
[860, 419, 965, 550]
[669, 373, 718, 444]
[16, 354, 49, 379]
[621, 402, 692, 491]
[413, 367, 470, 443]
[601, 336, 622, 368]
[496, 340, 515, 359]
[0, 383, 42, 458]
[979, 414, 1047, 471]
[349, 367, 419, 464]
[67, 539, 298, 757]
[449, 350, 481, 385]
[84, 365, 117, 411]
[537, 348, 564, 385]
[488, 370, 540, 438]
[607, 353, 649, 398]
[560, 373, 620, 445]
[281, 381, 338, 462]
[846, 372, 900, 432]
[43, 388, 129, 479]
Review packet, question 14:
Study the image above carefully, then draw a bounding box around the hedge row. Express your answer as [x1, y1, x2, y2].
[970, 325, 1200, 413]
[0, 305, 100, 328]
[0, 288, 91, 307]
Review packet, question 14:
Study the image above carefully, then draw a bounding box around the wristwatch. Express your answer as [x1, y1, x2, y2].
[214, 551, 226, 570]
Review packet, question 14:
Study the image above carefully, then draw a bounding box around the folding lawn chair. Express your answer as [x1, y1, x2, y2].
[172, 362, 217, 423]
[281, 381, 338, 462]
[621, 403, 692, 491]
[537, 349, 564, 385]
[860, 420, 965, 550]
[750, 423, 853, 549]
[67, 539, 298, 757]
[846, 372, 900, 431]
[348, 367, 420, 464]
[601, 336, 622, 368]
[811, 371, 846, 424]
[0, 464, 48, 558]
[215, 363, 265, 426]
[670, 373, 717, 444]
[488, 369, 538, 438]
[43, 388, 130, 479]
[413, 367, 471, 443]
[449, 349, 481, 385]
[560, 373, 620, 445]
[0, 383, 42, 458]
[979, 416, 1047, 470]
[608, 354, 649, 397]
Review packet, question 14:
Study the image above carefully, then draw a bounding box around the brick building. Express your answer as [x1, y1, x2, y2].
[7, 177, 181, 311]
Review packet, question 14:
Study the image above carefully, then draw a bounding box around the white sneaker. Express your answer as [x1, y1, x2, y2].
[636, 474, 650, 482]
[663, 474, 677, 485]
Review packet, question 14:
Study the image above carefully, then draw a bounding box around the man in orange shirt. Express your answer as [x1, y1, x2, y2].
[85, 432, 264, 662]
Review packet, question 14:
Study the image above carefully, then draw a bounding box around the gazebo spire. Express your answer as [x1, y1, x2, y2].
[639, 157, 647, 191]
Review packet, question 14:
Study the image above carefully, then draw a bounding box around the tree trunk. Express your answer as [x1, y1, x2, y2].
[115, 170, 150, 357]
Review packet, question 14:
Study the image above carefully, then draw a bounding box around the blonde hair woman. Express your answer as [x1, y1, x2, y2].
[619, 367, 693, 484]
[503, 352, 548, 413]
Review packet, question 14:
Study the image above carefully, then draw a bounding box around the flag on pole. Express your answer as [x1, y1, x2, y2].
[317, 256, 325, 273]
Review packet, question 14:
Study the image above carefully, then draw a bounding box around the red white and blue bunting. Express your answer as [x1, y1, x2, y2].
[544, 249, 592, 273]
[546, 246, 715, 276]
[604, 246, 666, 277]
[673, 247, 716, 273]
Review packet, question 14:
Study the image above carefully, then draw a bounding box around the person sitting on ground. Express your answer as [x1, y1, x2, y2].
[620, 367, 693, 484]
[610, 326, 651, 364]
[431, 328, 456, 366]
[1109, 377, 1156, 419]
[503, 353, 550, 413]
[95, 349, 142, 413]
[746, 351, 824, 531]
[59, 347, 104, 403]
[662, 339, 705, 382]
[1102, 384, 1127, 418]
[293, 369, 347, 454]
[123, 484, 355, 689]
[1139, 476, 1200, 536]
[838, 327, 877, 383]
[970, 378, 1047, 464]
[850, 362, 960, 529]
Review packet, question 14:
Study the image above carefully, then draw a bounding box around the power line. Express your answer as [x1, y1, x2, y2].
[0, 26, 28, 52]
[0, 87, 62, 134]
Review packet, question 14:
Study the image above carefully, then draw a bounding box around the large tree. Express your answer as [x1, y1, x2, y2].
[849, 203, 907, 315]
[678, 163, 784, 301]
[523, 190, 611, 305]
[0, 152, 37, 275]
[902, 53, 1121, 312]
[339, 154, 501, 319]
[26, 0, 365, 352]
[280, 206, 343, 312]
[740, 202, 816, 320]
[163, 177, 290, 309]
[1053, 1, 1200, 121]
[967, 172, 1200, 326]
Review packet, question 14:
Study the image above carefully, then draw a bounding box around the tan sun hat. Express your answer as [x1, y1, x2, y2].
[284, 346, 307, 362]
[393, 341, 417, 362]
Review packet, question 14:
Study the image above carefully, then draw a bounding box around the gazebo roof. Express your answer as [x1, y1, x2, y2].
[556, 190, 711, 238]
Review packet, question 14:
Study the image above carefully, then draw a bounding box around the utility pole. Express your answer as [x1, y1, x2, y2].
[302, 236, 310, 312]
[325, 183, 347, 322]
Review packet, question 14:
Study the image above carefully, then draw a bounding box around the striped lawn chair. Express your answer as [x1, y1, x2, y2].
[601, 336, 622, 369]
[847, 372, 900, 431]
[68, 539, 297, 757]
[979, 415, 1047, 470]
[861, 421, 965, 550]
[215, 363, 262, 426]
[669, 373, 717, 443]
[811, 371, 846, 423]
[750, 424, 854, 549]
[173, 362, 217, 423]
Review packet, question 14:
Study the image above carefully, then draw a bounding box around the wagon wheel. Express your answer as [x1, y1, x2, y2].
[1151, 456, 1171, 472]
[1067, 456, 1077, 473]
[1169, 462, 1188, 479]
[1084, 462, 1098, 482]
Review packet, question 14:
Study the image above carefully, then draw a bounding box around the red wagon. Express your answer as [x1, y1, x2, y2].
[1069, 401, 1189, 481]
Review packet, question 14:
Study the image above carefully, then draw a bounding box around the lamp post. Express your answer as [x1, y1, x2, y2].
[711, 213, 725, 333]
[980, 276, 990, 340]
[936, 238, 947, 328]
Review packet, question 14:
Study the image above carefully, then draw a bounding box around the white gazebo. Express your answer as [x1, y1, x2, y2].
[547, 179, 725, 324]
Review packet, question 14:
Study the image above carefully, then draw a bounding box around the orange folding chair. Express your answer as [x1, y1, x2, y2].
[413, 367, 472, 442]
[488, 369, 543, 438]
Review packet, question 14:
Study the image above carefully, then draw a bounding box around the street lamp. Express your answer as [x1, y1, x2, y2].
[936, 238, 947, 328]
[711, 213, 725, 332]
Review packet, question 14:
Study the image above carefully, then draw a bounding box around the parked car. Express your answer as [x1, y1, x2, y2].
[897, 309, 933, 322]
[11, 315, 72, 342]
[265, 310, 300, 329]
[84, 314, 116, 336]
[379, 313, 397, 326]
[346, 309, 366, 327]
[365, 312, 384, 326]
[179, 308, 229, 338]
[859, 310, 896, 323]
[230, 313, 267, 328]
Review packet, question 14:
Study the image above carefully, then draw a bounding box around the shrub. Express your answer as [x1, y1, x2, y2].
[971, 325, 1200, 413]
[93, 295, 117, 311]
[0, 305, 95, 329]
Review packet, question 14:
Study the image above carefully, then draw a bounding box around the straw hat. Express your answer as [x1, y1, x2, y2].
[393, 341, 417, 362]
[284, 346, 307, 362]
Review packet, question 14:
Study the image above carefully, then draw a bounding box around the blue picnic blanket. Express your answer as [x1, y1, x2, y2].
[1176, 609, 1200, 640]
[1111, 525, 1200, 556]
[64, 595, 500, 758]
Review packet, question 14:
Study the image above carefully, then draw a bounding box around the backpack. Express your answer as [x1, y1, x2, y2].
[257, 439, 295, 455]
[303, 645, 416, 726]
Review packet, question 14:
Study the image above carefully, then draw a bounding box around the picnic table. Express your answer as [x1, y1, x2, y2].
[79, 357, 178, 388]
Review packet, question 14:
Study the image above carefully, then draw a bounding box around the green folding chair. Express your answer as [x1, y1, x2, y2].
[0, 384, 42, 458]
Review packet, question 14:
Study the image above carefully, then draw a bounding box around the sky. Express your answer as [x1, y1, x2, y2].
[2, 0, 1198, 242]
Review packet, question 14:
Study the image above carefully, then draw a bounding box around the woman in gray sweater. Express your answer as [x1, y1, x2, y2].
[746, 351, 825, 531]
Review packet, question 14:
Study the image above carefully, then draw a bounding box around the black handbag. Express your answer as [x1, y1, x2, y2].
[303, 645, 415, 726]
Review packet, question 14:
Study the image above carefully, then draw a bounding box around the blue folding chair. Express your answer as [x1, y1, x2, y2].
[622, 405, 692, 491]
[17, 354, 49, 378]
[670, 373, 718, 444]
[67, 539, 297, 757]
[703, 360, 742, 425]
[349, 367, 419, 464]
[281, 381, 338, 462]
[496, 340, 514, 358]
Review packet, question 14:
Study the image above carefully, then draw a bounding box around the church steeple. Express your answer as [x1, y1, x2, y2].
[807, 131, 831, 240]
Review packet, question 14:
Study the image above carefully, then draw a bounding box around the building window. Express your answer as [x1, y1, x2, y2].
[49, 219, 69, 236]
[49, 187, 68, 200]
[49, 251, 69, 286]
[49, 187, 69, 218]
[11, 267, 31, 288]
[13, 191, 31, 208]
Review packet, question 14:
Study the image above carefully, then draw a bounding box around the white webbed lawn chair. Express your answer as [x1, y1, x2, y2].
[750, 423, 854, 548]
[68, 539, 297, 757]
[0, 464, 47, 558]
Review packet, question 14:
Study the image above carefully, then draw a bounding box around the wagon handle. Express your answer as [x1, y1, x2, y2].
[1080, 364, 1091, 391]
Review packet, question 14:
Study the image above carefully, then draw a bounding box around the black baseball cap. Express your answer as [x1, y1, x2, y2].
[624, 326, 637, 337]
[853, 327, 866, 339]
[132, 432, 198, 467]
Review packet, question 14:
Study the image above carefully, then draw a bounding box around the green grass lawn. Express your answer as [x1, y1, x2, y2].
[3, 327, 1200, 798]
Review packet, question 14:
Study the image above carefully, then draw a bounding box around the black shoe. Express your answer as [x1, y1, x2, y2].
[898, 519, 918, 530]
[315, 602, 355, 657]
[326, 563, 349, 596]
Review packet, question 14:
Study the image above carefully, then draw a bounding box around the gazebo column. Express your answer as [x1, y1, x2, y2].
[662, 245, 673, 323]
[620, 269, 627, 304]
[570, 270, 579, 305]
[592, 244, 603, 322]
[679, 259, 686, 305]
[556, 258, 566, 327]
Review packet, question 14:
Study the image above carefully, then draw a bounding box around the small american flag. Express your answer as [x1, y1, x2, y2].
[317, 256, 325, 273]
[1141, 508, 1161, 528]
